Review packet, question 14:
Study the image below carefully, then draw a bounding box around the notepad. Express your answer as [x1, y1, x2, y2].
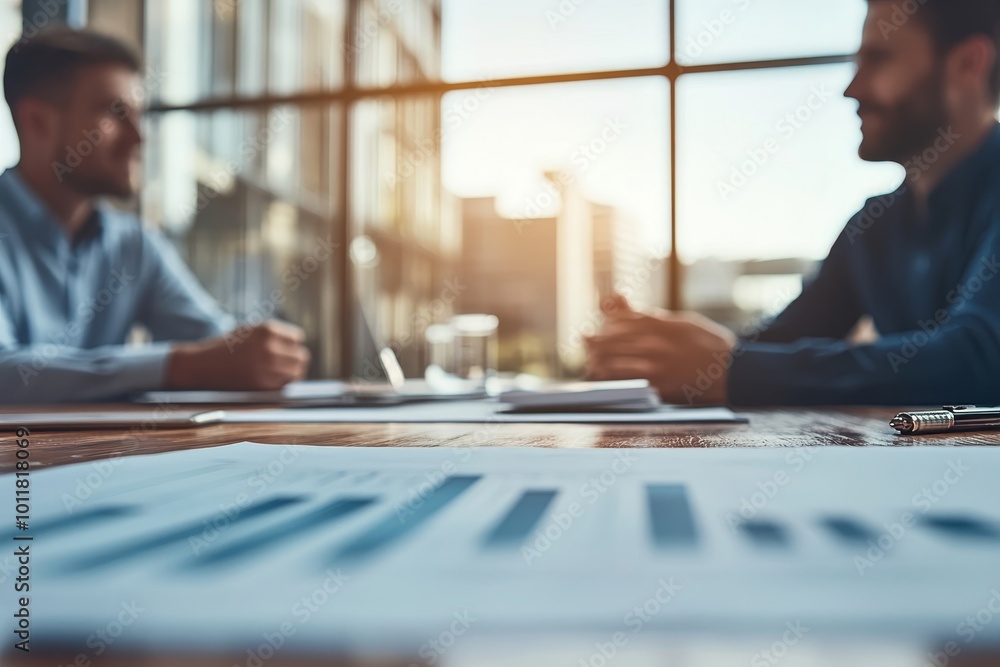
[498, 379, 661, 412]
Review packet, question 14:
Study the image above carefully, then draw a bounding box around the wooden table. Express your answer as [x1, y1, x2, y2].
[5, 405, 1000, 667]
[4, 405, 1000, 474]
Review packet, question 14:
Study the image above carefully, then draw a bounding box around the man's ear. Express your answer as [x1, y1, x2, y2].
[13, 98, 59, 147]
[946, 35, 997, 103]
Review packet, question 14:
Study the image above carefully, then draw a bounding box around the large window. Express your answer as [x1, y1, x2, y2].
[0, 0, 20, 170]
[81, 0, 902, 377]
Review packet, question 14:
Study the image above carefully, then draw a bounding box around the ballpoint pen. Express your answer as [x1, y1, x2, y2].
[889, 405, 1000, 435]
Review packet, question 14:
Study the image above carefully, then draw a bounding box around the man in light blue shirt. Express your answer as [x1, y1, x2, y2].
[1, 29, 310, 403]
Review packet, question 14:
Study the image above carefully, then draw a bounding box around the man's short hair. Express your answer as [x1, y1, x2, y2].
[3, 28, 140, 116]
[870, 0, 1000, 101]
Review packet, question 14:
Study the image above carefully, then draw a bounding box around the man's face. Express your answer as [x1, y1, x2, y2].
[51, 64, 143, 198]
[845, 1, 950, 163]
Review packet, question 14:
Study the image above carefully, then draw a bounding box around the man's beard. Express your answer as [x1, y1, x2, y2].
[858, 66, 950, 164]
[61, 161, 136, 199]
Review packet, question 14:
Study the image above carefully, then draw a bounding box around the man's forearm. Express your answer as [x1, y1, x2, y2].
[0, 344, 172, 403]
[727, 320, 1000, 406]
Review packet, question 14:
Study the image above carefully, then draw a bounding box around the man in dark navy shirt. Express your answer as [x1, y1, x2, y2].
[587, 0, 1000, 406]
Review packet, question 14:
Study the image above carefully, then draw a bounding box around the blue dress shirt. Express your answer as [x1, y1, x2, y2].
[0, 168, 234, 403]
[729, 124, 1000, 406]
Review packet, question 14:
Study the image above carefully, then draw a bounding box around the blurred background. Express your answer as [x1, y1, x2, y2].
[0, 0, 906, 380]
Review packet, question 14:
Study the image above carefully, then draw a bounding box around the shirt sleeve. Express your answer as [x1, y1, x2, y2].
[134, 228, 236, 341]
[0, 224, 235, 403]
[0, 300, 173, 403]
[728, 227, 1000, 406]
[748, 224, 864, 344]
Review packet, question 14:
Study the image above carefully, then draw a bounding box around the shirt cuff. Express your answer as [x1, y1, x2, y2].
[114, 343, 173, 394]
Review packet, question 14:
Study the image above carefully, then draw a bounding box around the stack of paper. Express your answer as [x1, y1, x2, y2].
[498, 379, 661, 412]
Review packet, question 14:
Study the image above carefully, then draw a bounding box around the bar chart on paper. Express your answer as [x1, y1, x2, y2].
[6, 443, 1000, 657]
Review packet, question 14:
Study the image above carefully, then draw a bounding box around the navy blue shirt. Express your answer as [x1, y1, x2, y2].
[729, 124, 1000, 406]
[0, 169, 234, 403]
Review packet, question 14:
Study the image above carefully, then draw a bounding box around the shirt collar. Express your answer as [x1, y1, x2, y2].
[926, 123, 1000, 215]
[0, 168, 105, 252]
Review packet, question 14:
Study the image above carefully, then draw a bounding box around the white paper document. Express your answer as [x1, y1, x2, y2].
[0, 410, 225, 430]
[7, 443, 1000, 658]
[222, 401, 746, 424]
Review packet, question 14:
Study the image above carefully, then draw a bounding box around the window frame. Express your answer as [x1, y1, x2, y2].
[86, 0, 856, 374]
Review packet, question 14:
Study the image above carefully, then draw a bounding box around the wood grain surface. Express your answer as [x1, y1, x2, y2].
[3, 404, 1000, 473]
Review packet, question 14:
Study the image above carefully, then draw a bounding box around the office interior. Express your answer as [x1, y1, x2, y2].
[3, 1, 1000, 666]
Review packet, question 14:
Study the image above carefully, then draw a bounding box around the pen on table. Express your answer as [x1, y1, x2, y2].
[890, 405, 1000, 435]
